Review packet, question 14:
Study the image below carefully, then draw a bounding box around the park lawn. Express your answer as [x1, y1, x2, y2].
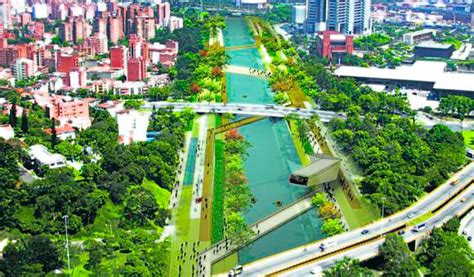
[142, 178, 171, 209]
[208, 114, 216, 129]
[78, 199, 122, 237]
[192, 117, 200, 138]
[334, 184, 379, 229]
[211, 252, 238, 275]
[462, 130, 474, 148]
[71, 251, 93, 276]
[169, 185, 210, 277]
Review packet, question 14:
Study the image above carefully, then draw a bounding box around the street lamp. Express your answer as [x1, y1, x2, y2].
[62, 215, 71, 274]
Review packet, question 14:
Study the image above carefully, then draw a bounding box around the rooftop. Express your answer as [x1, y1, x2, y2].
[404, 29, 435, 37]
[416, 42, 453, 49]
[28, 144, 66, 165]
[334, 61, 474, 93]
[292, 156, 340, 178]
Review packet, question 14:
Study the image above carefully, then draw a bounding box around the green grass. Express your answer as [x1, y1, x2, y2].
[176, 186, 192, 236]
[192, 117, 200, 138]
[462, 130, 474, 148]
[212, 140, 225, 243]
[407, 211, 433, 226]
[211, 253, 238, 275]
[77, 199, 122, 237]
[215, 115, 222, 127]
[208, 114, 216, 129]
[334, 183, 380, 229]
[169, 185, 211, 277]
[142, 178, 171, 209]
[288, 120, 311, 166]
[71, 251, 92, 276]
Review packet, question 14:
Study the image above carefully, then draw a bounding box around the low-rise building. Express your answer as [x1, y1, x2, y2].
[0, 124, 14, 140]
[414, 42, 454, 59]
[334, 61, 474, 97]
[314, 31, 353, 60]
[28, 144, 66, 169]
[403, 29, 436, 45]
[43, 124, 76, 140]
[117, 109, 150, 145]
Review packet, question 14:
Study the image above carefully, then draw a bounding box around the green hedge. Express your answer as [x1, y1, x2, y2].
[211, 140, 225, 243]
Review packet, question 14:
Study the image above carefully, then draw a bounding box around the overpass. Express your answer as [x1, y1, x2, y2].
[237, 163, 474, 276]
[142, 102, 341, 123]
[281, 183, 473, 276]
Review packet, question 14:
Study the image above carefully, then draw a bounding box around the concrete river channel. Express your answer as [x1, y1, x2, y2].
[222, 18, 325, 265]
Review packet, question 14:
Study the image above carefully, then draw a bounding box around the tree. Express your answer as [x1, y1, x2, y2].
[50, 120, 58, 148]
[324, 257, 374, 277]
[9, 103, 17, 127]
[0, 235, 61, 275]
[379, 234, 419, 276]
[322, 218, 345, 236]
[417, 228, 473, 275]
[56, 141, 82, 160]
[311, 193, 328, 207]
[0, 140, 19, 190]
[21, 109, 29, 134]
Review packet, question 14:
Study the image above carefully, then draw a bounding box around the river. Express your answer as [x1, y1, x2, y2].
[223, 17, 325, 264]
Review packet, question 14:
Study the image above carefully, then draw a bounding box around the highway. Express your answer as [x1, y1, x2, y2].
[142, 102, 341, 122]
[284, 181, 474, 276]
[238, 163, 474, 276]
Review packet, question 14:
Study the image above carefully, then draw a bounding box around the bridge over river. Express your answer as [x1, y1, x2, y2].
[142, 102, 342, 123]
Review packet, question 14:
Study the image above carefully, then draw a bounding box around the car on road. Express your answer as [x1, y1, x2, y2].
[450, 179, 459, 186]
[407, 212, 415, 219]
[468, 236, 472, 241]
[265, 104, 274, 109]
[413, 223, 426, 232]
[361, 229, 369, 235]
[398, 230, 405, 235]
[460, 198, 466, 202]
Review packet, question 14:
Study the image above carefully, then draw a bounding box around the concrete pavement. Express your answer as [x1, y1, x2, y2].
[191, 115, 208, 219]
[142, 102, 339, 122]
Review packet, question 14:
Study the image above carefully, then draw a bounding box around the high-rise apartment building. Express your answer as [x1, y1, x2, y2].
[306, 0, 371, 35]
[127, 58, 146, 82]
[13, 58, 35, 81]
[110, 46, 128, 70]
[57, 53, 79, 74]
[0, 0, 11, 29]
[305, 0, 327, 33]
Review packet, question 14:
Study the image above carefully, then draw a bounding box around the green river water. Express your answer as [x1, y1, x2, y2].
[223, 17, 325, 264]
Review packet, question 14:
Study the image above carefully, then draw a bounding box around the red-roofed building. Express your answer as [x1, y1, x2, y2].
[43, 124, 76, 140]
[315, 30, 354, 59]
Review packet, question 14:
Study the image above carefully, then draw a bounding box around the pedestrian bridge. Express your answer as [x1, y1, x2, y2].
[142, 102, 342, 123]
[199, 191, 317, 268]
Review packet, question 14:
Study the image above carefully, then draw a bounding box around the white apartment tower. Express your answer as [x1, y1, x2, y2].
[306, 0, 371, 35]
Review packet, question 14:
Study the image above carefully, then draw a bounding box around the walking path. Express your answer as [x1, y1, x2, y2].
[190, 115, 208, 219]
[197, 192, 316, 276]
[224, 64, 271, 78]
[225, 44, 256, 51]
[169, 132, 192, 210]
